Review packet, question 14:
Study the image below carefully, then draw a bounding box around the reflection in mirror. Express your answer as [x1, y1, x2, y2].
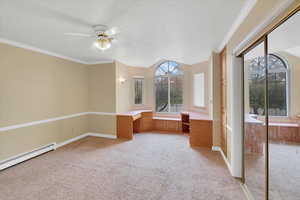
[268, 10, 300, 200]
[243, 41, 266, 200]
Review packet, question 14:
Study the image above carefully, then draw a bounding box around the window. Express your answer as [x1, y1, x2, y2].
[194, 73, 205, 107]
[155, 61, 183, 112]
[134, 78, 144, 105]
[248, 54, 288, 116]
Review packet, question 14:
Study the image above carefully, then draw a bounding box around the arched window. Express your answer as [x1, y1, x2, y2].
[155, 61, 183, 112]
[249, 54, 288, 116]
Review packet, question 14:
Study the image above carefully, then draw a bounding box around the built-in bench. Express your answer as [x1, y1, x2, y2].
[152, 116, 182, 132]
[152, 117, 181, 121]
[116, 110, 213, 148]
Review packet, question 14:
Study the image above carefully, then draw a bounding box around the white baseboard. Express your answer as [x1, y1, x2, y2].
[212, 146, 233, 176]
[87, 132, 117, 139]
[55, 132, 117, 149]
[55, 133, 89, 149]
[0, 143, 56, 171]
[0, 132, 117, 170]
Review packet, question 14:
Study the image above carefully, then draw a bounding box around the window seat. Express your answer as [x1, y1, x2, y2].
[269, 122, 299, 127]
[152, 117, 181, 121]
[152, 116, 182, 132]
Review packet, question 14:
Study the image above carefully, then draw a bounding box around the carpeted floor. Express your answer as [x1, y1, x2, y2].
[245, 142, 300, 200]
[0, 133, 245, 200]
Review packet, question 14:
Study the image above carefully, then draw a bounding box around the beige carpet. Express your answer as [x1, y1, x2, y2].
[245, 142, 300, 200]
[0, 133, 245, 200]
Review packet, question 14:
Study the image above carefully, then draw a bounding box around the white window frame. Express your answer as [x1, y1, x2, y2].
[193, 73, 205, 108]
[268, 53, 290, 117]
[154, 61, 183, 113]
[133, 77, 144, 105]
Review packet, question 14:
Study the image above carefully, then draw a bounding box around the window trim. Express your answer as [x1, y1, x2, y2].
[154, 61, 183, 113]
[269, 53, 290, 117]
[193, 72, 206, 108]
[133, 77, 144, 105]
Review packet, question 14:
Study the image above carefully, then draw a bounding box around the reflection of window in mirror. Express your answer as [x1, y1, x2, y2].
[193, 73, 205, 107]
[134, 78, 144, 105]
[248, 54, 288, 116]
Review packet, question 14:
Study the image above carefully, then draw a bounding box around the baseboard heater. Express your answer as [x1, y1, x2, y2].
[0, 143, 56, 171]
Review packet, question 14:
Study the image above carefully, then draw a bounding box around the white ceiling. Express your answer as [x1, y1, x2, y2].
[0, 0, 246, 67]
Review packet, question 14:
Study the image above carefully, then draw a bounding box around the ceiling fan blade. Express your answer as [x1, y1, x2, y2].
[105, 27, 119, 36]
[64, 33, 94, 37]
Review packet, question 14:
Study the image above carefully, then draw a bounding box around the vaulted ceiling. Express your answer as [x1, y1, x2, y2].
[0, 0, 246, 67]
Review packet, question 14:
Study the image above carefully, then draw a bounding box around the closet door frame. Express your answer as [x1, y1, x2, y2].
[241, 36, 269, 200]
[239, 5, 300, 200]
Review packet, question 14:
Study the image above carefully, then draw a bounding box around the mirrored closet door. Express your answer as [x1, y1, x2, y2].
[242, 6, 300, 200]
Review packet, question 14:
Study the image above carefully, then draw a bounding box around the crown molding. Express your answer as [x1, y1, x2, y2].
[0, 38, 113, 65]
[216, 0, 257, 53]
[86, 60, 114, 65]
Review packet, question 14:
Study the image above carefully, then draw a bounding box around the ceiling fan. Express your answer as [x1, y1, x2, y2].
[64, 25, 119, 51]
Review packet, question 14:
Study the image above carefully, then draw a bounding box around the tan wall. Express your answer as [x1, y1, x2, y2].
[114, 60, 212, 115]
[87, 63, 117, 135]
[115, 61, 151, 113]
[0, 42, 89, 160]
[189, 61, 211, 114]
[88, 115, 116, 135]
[116, 61, 130, 113]
[1, 43, 213, 161]
[88, 63, 116, 113]
[0, 43, 89, 126]
[0, 116, 88, 161]
[0, 42, 120, 161]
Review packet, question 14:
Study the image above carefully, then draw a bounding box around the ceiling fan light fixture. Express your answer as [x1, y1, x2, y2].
[94, 37, 112, 51]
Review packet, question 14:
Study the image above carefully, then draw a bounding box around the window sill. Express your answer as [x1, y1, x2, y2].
[153, 117, 181, 121]
[154, 112, 181, 118]
[193, 105, 206, 109]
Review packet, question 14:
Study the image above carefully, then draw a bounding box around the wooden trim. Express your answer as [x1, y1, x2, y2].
[220, 47, 228, 157]
[117, 115, 134, 139]
[189, 119, 213, 148]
